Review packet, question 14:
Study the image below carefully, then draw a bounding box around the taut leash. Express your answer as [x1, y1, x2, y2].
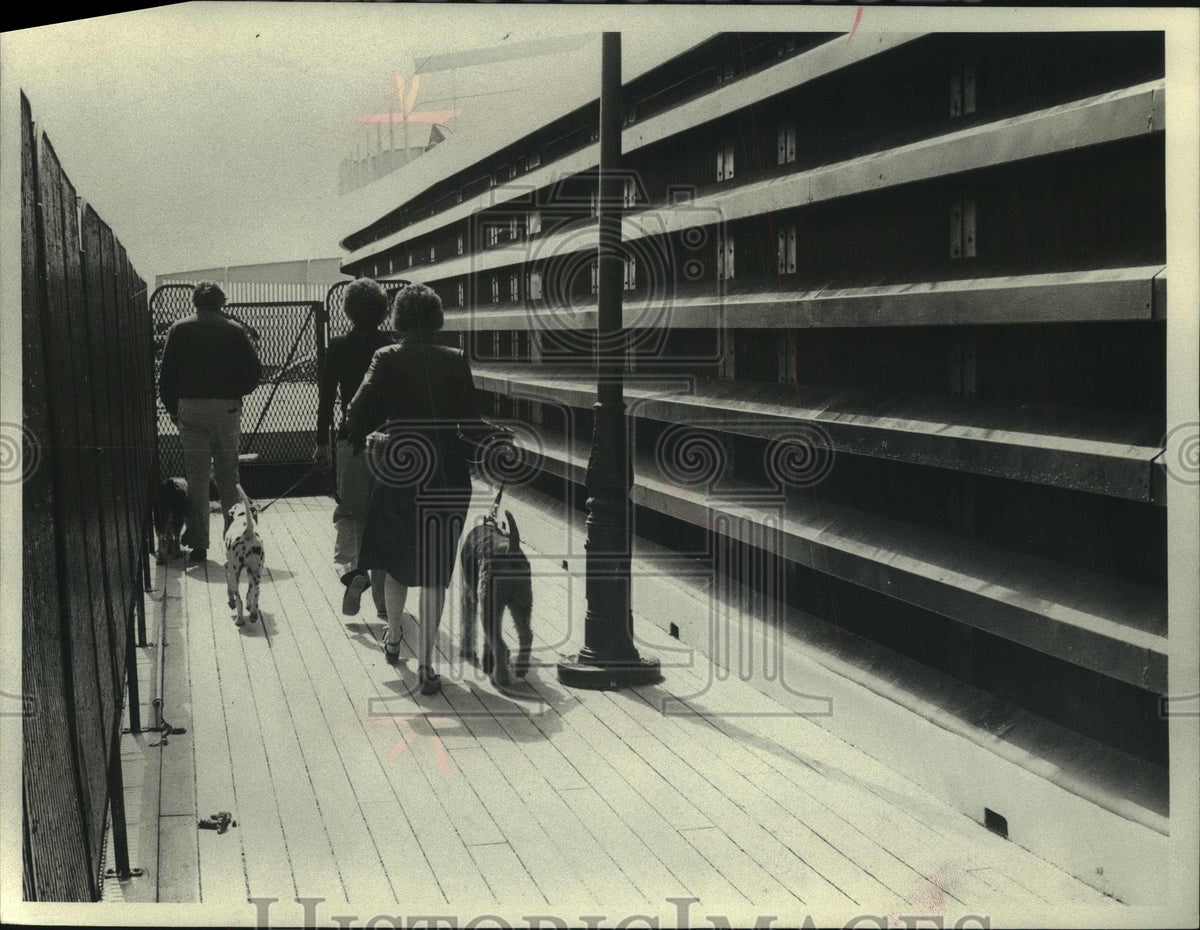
[255, 463, 325, 515]
[485, 480, 505, 526]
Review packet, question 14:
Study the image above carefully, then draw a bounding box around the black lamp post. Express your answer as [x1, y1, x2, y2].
[557, 32, 661, 690]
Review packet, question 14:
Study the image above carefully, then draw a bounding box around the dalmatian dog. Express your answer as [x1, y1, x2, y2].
[224, 484, 264, 627]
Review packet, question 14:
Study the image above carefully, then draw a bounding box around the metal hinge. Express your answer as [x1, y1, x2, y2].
[122, 697, 187, 745]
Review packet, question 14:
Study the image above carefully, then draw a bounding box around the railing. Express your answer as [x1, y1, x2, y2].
[20, 91, 155, 901]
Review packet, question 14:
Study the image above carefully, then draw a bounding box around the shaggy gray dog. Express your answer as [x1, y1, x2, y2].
[458, 510, 533, 686]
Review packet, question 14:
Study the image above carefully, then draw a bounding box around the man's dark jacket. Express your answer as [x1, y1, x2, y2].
[159, 310, 262, 417]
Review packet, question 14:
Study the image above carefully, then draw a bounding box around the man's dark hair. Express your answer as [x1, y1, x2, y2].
[193, 281, 226, 311]
[343, 278, 389, 328]
[391, 283, 444, 333]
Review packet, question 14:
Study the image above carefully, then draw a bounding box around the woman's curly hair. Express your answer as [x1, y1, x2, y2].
[342, 278, 389, 327]
[193, 281, 226, 311]
[391, 283, 444, 333]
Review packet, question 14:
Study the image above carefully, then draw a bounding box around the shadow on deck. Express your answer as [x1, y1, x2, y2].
[102, 487, 1116, 924]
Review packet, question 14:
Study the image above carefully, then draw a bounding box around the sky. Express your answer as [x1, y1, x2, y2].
[0, 3, 726, 284]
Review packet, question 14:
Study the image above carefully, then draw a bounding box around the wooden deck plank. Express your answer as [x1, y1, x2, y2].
[694, 708, 1017, 910]
[446, 495, 992, 912]
[359, 798, 448, 907]
[611, 687, 776, 775]
[703, 708, 1008, 888]
[541, 696, 713, 833]
[506, 549, 907, 912]
[193, 529, 298, 901]
[450, 746, 583, 906]
[404, 565, 701, 910]
[158, 600, 195, 818]
[267, 501, 491, 908]
[592, 681, 912, 909]
[241, 534, 396, 909]
[478, 710, 591, 794]
[227, 561, 347, 902]
[400, 715, 507, 846]
[265, 502, 455, 908]
[443, 715, 639, 906]
[437, 699, 603, 907]
[507, 485, 1113, 909]
[156, 814, 201, 903]
[467, 841, 545, 909]
[621, 733, 850, 911]
[256, 532, 393, 800]
[558, 785, 688, 901]
[677, 824, 800, 910]
[149, 495, 1120, 917]
[350, 716, 494, 904]
[502, 704, 745, 908]
[745, 765, 933, 908]
[632, 718, 908, 909]
[101, 593, 161, 904]
[180, 548, 248, 905]
[618, 619, 1012, 909]
[481, 554, 835, 910]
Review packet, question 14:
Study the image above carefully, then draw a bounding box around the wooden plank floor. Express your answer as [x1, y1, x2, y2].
[105, 487, 1121, 924]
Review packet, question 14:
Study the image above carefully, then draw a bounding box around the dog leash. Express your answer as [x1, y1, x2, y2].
[485, 481, 505, 527]
[255, 463, 325, 515]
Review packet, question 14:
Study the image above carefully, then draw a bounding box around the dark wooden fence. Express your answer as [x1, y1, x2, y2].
[20, 91, 154, 901]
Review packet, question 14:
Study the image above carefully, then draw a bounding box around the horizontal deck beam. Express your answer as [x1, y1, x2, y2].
[473, 362, 1164, 503]
[341, 33, 925, 267]
[443, 265, 1166, 331]
[359, 81, 1164, 281]
[508, 481, 1168, 833]
[512, 432, 1167, 692]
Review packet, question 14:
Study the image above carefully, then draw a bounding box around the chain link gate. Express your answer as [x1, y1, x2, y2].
[321, 279, 408, 490]
[150, 284, 328, 498]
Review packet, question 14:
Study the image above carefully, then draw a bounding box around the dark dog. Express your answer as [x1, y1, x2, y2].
[224, 484, 264, 627]
[459, 510, 533, 686]
[154, 478, 191, 563]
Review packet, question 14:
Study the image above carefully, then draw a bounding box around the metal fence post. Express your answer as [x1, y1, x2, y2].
[124, 608, 141, 734]
[103, 717, 142, 880]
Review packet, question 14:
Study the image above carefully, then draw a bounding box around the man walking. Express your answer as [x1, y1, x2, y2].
[159, 282, 262, 562]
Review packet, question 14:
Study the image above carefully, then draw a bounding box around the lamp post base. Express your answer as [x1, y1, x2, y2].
[557, 653, 662, 690]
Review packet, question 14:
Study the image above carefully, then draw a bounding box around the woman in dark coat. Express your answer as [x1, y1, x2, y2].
[347, 283, 483, 694]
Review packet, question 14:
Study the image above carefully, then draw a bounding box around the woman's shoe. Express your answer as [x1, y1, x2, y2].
[418, 665, 441, 695]
[382, 637, 401, 664]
